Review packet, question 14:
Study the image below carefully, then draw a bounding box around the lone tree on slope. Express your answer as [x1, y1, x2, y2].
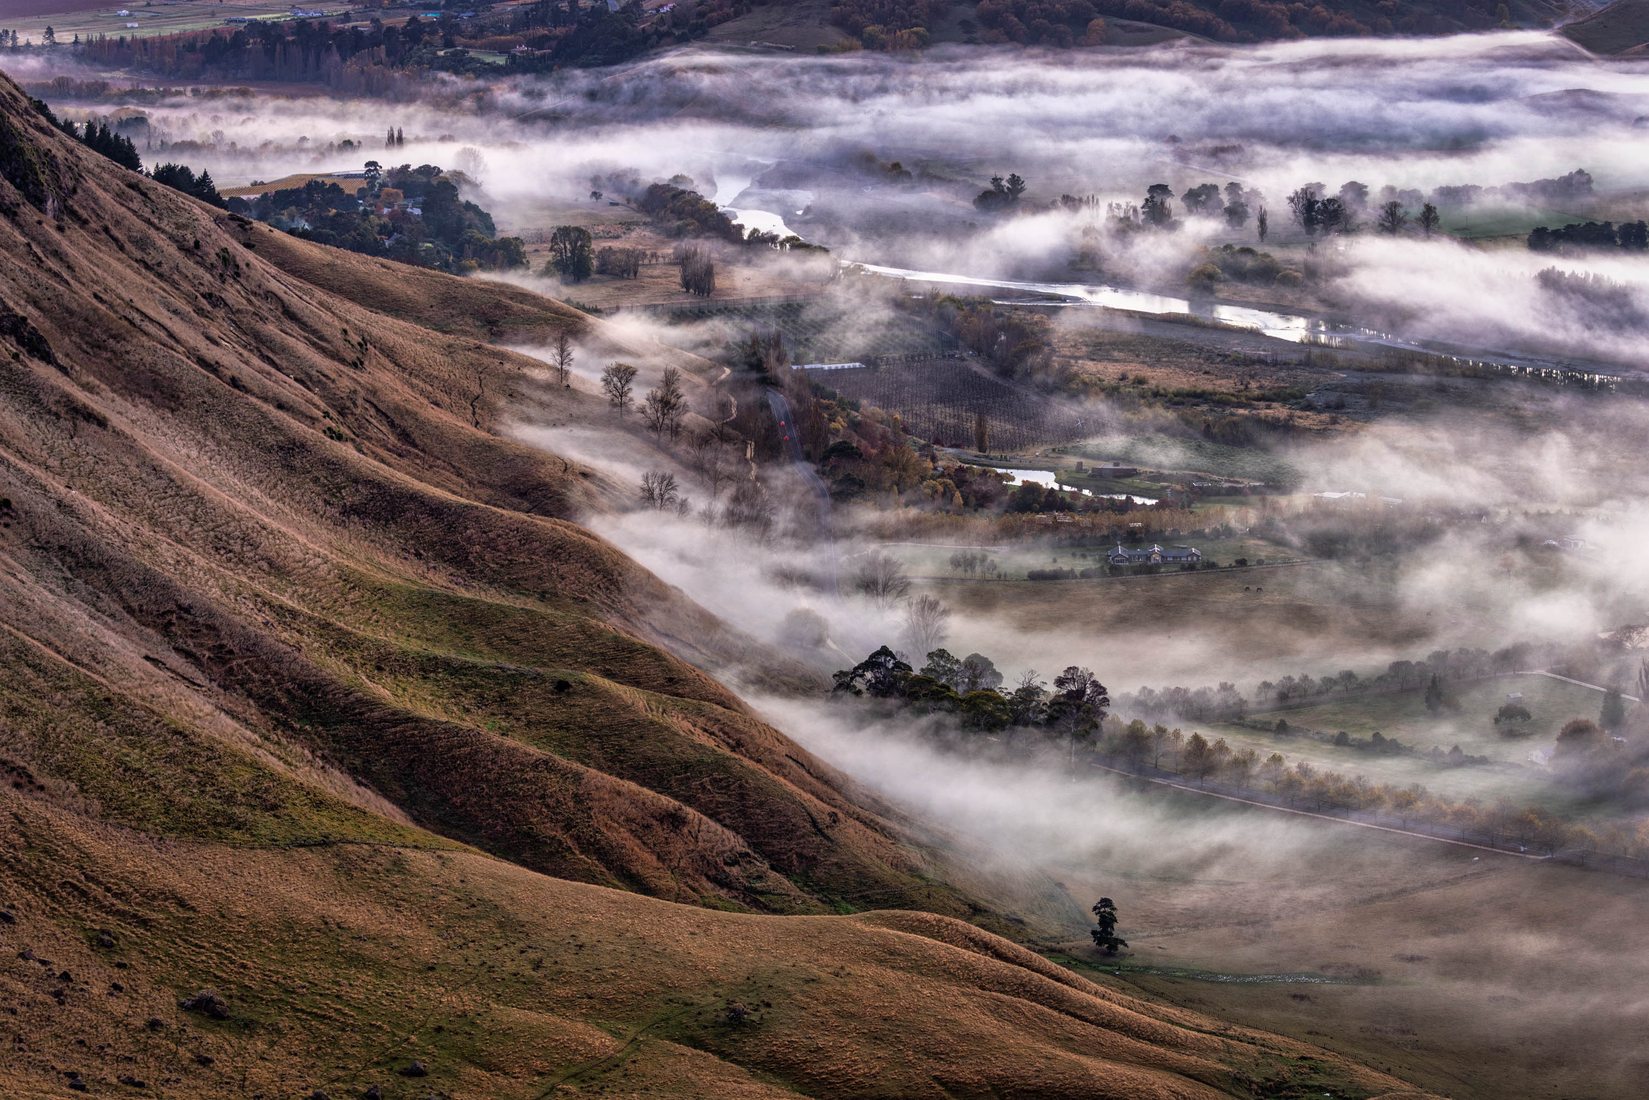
[1091, 897, 1127, 957]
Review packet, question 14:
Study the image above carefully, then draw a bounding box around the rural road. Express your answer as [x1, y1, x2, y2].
[1516, 669, 1640, 702]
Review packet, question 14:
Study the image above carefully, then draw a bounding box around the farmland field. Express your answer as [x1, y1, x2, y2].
[6, 0, 338, 43]
[930, 559, 1515, 690]
[1046, 799, 1649, 1100]
[1252, 673, 1609, 753]
[883, 533, 1299, 581]
[814, 357, 1095, 451]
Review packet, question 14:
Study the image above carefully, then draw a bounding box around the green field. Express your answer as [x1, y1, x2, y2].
[1256, 674, 1606, 751]
[1195, 674, 1611, 806]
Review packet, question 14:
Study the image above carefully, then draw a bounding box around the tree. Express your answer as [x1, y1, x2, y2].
[688, 433, 733, 498]
[643, 365, 687, 439]
[832, 645, 912, 698]
[1494, 702, 1533, 739]
[1256, 206, 1268, 243]
[1418, 202, 1442, 239]
[1090, 897, 1127, 956]
[1007, 670, 1047, 726]
[43, 25, 55, 46]
[551, 328, 574, 386]
[1337, 180, 1369, 214]
[1601, 687, 1627, 731]
[1376, 200, 1408, 236]
[678, 245, 716, 296]
[639, 470, 680, 510]
[779, 607, 830, 650]
[902, 595, 951, 655]
[851, 551, 910, 609]
[973, 410, 989, 454]
[958, 653, 1002, 694]
[549, 225, 594, 281]
[1048, 666, 1109, 764]
[1318, 196, 1350, 235]
[1142, 183, 1174, 227]
[150, 163, 226, 208]
[1423, 673, 1446, 714]
[1182, 183, 1221, 215]
[601, 362, 638, 414]
[973, 172, 1026, 211]
[1287, 186, 1323, 238]
[920, 648, 963, 690]
[1554, 717, 1603, 759]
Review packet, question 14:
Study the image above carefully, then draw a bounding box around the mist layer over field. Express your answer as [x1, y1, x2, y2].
[15, 30, 1649, 360]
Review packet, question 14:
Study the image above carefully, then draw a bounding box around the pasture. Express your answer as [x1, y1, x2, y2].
[816, 358, 1096, 451]
[6, 0, 339, 44]
[1048, 796, 1649, 1100]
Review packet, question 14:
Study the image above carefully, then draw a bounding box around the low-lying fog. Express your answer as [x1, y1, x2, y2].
[14, 30, 1649, 361]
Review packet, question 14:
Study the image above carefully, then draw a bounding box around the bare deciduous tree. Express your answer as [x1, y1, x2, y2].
[640, 470, 679, 510]
[852, 551, 910, 609]
[1375, 200, 1408, 236]
[601, 362, 638, 414]
[1418, 202, 1442, 239]
[551, 328, 574, 386]
[902, 594, 951, 655]
[688, 433, 733, 497]
[722, 478, 776, 542]
[643, 366, 687, 439]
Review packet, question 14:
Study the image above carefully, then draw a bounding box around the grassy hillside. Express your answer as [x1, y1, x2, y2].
[1563, 0, 1649, 52]
[0, 66, 976, 920]
[0, 72, 1429, 1097]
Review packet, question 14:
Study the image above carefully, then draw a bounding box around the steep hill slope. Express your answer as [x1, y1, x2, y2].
[0, 72, 946, 919]
[0, 71, 1427, 1097]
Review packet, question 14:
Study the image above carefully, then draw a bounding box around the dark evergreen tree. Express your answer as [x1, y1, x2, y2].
[1091, 897, 1127, 956]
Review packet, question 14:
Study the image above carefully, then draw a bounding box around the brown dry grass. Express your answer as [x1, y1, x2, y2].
[219, 173, 366, 199]
[0, 71, 955, 917]
[0, 790, 1426, 1099]
[0, 71, 1430, 1097]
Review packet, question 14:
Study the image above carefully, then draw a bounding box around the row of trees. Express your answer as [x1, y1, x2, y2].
[1124, 179, 1446, 244]
[1528, 221, 1649, 254]
[1117, 645, 1549, 725]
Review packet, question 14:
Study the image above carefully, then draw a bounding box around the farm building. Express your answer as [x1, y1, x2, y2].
[1107, 542, 1201, 566]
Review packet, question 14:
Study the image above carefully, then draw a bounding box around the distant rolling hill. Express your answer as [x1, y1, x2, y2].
[1564, 0, 1649, 52]
[0, 69, 1431, 1098]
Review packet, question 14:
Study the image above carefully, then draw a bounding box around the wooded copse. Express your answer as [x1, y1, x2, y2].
[828, 643, 1649, 864]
